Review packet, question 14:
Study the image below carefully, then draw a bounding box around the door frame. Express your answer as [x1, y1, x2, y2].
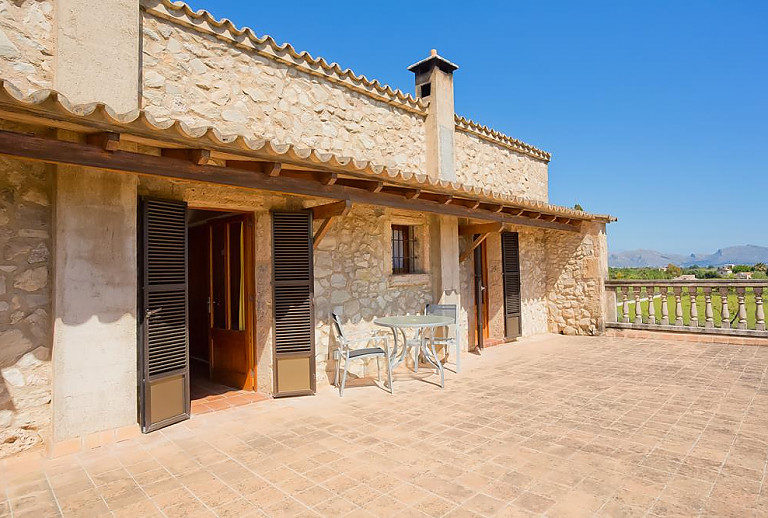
[472, 238, 490, 350]
[188, 207, 257, 391]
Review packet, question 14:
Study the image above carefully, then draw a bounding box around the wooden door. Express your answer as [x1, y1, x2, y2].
[208, 215, 255, 390]
[272, 212, 315, 397]
[501, 232, 522, 339]
[473, 238, 490, 349]
[138, 198, 190, 433]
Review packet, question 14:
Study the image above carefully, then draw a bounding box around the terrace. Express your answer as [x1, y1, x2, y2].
[2, 333, 767, 517]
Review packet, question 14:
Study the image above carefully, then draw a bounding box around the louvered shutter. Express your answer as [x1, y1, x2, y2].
[501, 232, 522, 339]
[272, 212, 315, 396]
[138, 198, 190, 432]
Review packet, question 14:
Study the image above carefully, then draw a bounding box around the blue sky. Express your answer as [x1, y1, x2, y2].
[185, 0, 767, 254]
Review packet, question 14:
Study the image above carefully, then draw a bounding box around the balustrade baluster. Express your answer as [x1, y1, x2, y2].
[755, 287, 765, 331]
[622, 287, 630, 324]
[704, 287, 714, 328]
[660, 286, 669, 325]
[688, 286, 699, 327]
[673, 287, 683, 325]
[646, 286, 656, 324]
[736, 287, 747, 330]
[634, 286, 643, 324]
[720, 287, 730, 329]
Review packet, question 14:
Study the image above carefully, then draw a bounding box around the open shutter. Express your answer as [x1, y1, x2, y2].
[272, 212, 315, 396]
[501, 231, 522, 339]
[138, 198, 189, 432]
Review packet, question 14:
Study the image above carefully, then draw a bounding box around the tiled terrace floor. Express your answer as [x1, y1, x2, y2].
[2, 334, 768, 517]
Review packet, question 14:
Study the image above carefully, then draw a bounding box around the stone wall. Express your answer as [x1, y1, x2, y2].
[314, 205, 433, 385]
[454, 130, 549, 202]
[0, 150, 52, 458]
[140, 13, 427, 173]
[545, 222, 608, 335]
[0, 0, 54, 95]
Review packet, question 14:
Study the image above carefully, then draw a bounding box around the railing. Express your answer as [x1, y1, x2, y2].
[605, 280, 767, 337]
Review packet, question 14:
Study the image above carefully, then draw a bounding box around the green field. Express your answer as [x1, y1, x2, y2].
[617, 289, 762, 329]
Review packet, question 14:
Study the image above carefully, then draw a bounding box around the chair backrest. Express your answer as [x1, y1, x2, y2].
[425, 304, 457, 323]
[331, 312, 345, 341]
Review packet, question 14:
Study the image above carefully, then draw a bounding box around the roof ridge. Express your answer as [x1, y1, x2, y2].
[0, 79, 614, 223]
[455, 114, 551, 162]
[142, 0, 427, 114]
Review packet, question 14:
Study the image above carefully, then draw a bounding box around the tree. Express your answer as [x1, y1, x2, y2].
[574, 203, 584, 211]
[754, 262, 766, 272]
[733, 264, 752, 273]
[666, 263, 682, 277]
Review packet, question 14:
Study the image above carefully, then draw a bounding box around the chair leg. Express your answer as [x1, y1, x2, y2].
[377, 357, 381, 383]
[334, 350, 341, 387]
[340, 356, 349, 397]
[413, 343, 419, 373]
[386, 355, 393, 394]
[455, 340, 461, 373]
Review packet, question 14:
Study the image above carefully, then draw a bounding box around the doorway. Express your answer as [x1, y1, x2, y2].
[187, 209, 256, 393]
[472, 238, 490, 350]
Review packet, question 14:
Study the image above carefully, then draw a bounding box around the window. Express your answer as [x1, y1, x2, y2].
[392, 225, 416, 274]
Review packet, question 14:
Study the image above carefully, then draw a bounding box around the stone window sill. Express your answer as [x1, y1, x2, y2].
[388, 273, 431, 288]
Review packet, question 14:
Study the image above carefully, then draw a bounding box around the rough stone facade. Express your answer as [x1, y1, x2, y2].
[545, 223, 608, 335]
[140, 13, 427, 173]
[0, 0, 54, 95]
[0, 149, 52, 458]
[454, 130, 549, 202]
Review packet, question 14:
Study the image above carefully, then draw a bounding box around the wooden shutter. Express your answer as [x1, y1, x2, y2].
[272, 212, 315, 396]
[501, 232, 522, 339]
[138, 198, 190, 432]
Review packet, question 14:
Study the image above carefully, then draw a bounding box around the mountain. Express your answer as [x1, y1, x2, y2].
[609, 245, 768, 268]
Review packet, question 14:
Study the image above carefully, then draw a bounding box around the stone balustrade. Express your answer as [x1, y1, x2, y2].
[605, 280, 767, 337]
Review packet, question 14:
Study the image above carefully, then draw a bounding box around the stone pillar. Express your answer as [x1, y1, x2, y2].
[54, 0, 140, 112]
[51, 164, 139, 442]
[408, 50, 459, 182]
[429, 215, 463, 344]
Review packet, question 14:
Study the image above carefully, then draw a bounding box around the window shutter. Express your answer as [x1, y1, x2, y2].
[501, 232, 522, 339]
[138, 198, 190, 432]
[272, 212, 315, 396]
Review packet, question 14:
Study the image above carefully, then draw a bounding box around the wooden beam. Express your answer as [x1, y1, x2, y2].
[460, 233, 490, 263]
[380, 186, 421, 199]
[0, 130, 580, 232]
[334, 178, 383, 192]
[225, 160, 281, 175]
[459, 222, 503, 236]
[313, 218, 334, 249]
[311, 199, 351, 220]
[419, 193, 453, 204]
[162, 148, 211, 165]
[86, 132, 120, 151]
[280, 169, 336, 185]
[450, 198, 480, 209]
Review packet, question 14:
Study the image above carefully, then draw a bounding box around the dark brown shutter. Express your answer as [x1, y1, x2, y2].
[138, 198, 190, 432]
[272, 212, 315, 396]
[501, 231, 522, 339]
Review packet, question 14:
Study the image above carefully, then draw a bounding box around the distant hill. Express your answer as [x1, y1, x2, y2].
[609, 245, 768, 268]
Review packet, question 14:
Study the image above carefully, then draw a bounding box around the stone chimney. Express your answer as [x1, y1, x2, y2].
[408, 49, 459, 182]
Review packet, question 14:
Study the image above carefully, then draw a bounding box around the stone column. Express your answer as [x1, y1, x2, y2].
[408, 50, 459, 182]
[429, 215, 463, 345]
[52, 163, 139, 442]
[54, 0, 140, 112]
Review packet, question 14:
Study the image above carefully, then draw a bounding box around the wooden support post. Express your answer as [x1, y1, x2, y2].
[310, 199, 351, 220]
[459, 233, 490, 263]
[86, 132, 120, 151]
[313, 218, 334, 249]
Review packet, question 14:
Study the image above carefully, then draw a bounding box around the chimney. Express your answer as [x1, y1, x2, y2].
[408, 49, 459, 182]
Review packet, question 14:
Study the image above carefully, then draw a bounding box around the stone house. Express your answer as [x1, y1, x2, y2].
[0, 0, 613, 456]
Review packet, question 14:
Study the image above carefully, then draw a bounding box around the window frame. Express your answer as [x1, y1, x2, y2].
[391, 224, 417, 275]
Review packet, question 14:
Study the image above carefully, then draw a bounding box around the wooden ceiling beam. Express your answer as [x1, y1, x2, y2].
[459, 222, 503, 236]
[334, 178, 383, 192]
[225, 160, 281, 176]
[311, 199, 351, 220]
[162, 148, 211, 165]
[86, 132, 120, 151]
[0, 130, 580, 232]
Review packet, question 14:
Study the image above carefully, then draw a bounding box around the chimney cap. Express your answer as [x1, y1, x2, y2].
[407, 50, 459, 75]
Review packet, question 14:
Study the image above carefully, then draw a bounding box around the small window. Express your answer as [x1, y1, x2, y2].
[392, 225, 416, 274]
[419, 83, 431, 98]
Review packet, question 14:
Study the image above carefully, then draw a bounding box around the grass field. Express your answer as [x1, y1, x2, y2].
[617, 288, 762, 329]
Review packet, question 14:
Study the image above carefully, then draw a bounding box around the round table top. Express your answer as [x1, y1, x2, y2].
[374, 315, 453, 329]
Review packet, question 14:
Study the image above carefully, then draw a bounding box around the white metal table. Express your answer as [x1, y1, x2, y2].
[373, 315, 453, 388]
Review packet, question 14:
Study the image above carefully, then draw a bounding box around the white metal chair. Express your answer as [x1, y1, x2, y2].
[331, 313, 393, 397]
[425, 304, 461, 373]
